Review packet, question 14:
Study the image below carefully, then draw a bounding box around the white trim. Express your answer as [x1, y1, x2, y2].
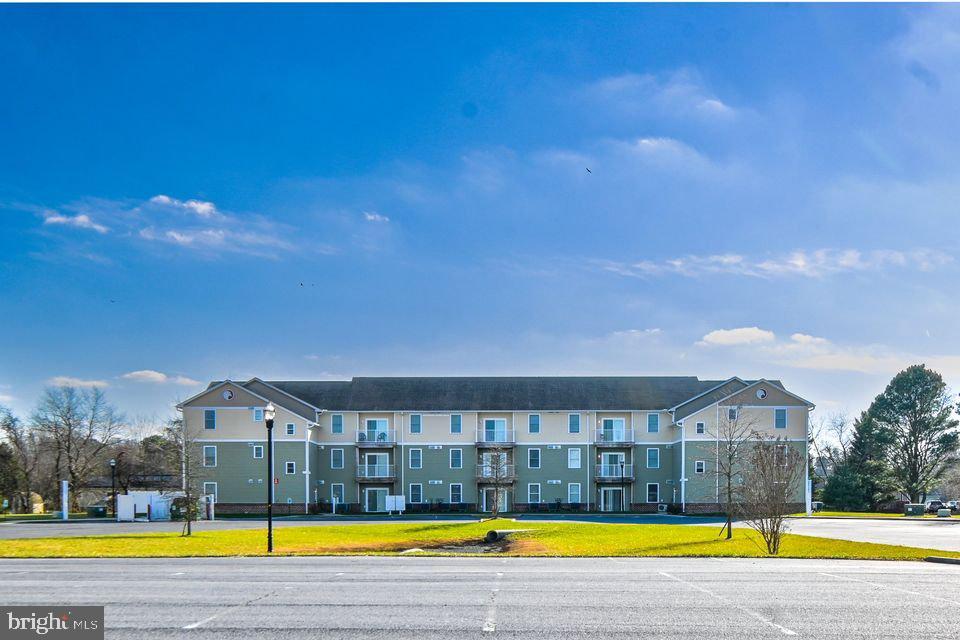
[330, 448, 344, 470]
[409, 448, 423, 470]
[528, 413, 541, 434]
[177, 380, 274, 409]
[568, 482, 581, 504]
[695, 421, 705, 435]
[285, 461, 296, 475]
[714, 379, 815, 409]
[253, 408, 264, 422]
[695, 460, 705, 474]
[528, 447, 541, 469]
[331, 483, 345, 504]
[647, 413, 660, 434]
[449, 448, 463, 469]
[528, 482, 541, 504]
[285, 422, 296, 436]
[775, 407, 788, 429]
[646, 447, 660, 469]
[252, 445, 264, 459]
[449, 482, 463, 504]
[204, 409, 217, 430]
[409, 413, 422, 434]
[331, 413, 344, 434]
[669, 377, 745, 411]
[202, 445, 217, 467]
[243, 377, 324, 412]
[567, 413, 581, 434]
[450, 414, 463, 434]
[203, 482, 218, 503]
[646, 482, 660, 503]
[409, 482, 423, 504]
[567, 447, 582, 469]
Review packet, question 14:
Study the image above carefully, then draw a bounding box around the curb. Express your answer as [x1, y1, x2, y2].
[924, 556, 960, 566]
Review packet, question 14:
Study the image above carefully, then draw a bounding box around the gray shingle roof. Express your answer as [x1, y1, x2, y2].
[265, 376, 733, 412]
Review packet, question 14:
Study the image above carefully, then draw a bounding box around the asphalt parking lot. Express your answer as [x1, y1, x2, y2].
[1, 556, 958, 639]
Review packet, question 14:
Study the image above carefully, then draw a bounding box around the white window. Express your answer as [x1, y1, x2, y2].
[528, 448, 541, 469]
[409, 448, 422, 469]
[775, 408, 787, 429]
[567, 448, 581, 469]
[528, 414, 540, 434]
[695, 460, 705, 474]
[646, 483, 660, 503]
[647, 413, 660, 433]
[252, 445, 264, 459]
[728, 407, 738, 421]
[285, 461, 296, 475]
[331, 483, 344, 504]
[203, 445, 217, 467]
[410, 414, 422, 434]
[409, 483, 423, 503]
[449, 483, 462, 504]
[696, 421, 705, 435]
[568, 483, 581, 504]
[203, 482, 218, 502]
[286, 423, 295, 436]
[253, 408, 263, 422]
[450, 448, 463, 469]
[568, 413, 580, 433]
[204, 409, 216, 430]
[450, 414, 462, 434]
[646, 448, 660, 469]
[331, 448, 344, 469]
[528, 483, 541, 504]
[331, 414, 343, 434]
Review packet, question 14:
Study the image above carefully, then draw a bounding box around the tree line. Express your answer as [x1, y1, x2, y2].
[813, 364, 960, 510]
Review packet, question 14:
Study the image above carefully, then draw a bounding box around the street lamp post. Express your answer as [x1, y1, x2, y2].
[264, 403, 276, 553]
[109, 459, 117, 517]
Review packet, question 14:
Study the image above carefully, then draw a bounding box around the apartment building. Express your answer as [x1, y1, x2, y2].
[177, 376, 813, 514]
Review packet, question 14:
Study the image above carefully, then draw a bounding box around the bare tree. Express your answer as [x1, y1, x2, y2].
[709, 404, 759, 540]
[0, 407, 42, 512]
[31, 387, 125, 510]
[480, 446, 512, 519]
[736, 437, 806, 555]
[164, 416, 206, 536]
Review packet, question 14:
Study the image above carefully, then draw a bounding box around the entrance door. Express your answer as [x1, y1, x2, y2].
[600, 487, 624, 512]
[365, 488, 388, 512]
[482, 488, 508, 512]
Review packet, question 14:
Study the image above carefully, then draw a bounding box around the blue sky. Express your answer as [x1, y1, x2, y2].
[2, 4, 959, 422]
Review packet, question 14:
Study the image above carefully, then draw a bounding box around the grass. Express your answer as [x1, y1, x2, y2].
[0, 512, 91, 522]
[1, 520, 958, 560]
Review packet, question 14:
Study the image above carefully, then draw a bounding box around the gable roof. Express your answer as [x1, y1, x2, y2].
[264, 376, 732, 412]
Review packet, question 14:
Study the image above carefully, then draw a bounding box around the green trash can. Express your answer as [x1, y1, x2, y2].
[86, 505, 107, 518]
[904, 503, 925, 516]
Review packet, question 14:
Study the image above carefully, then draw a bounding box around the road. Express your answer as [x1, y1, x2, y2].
[1, 556, 959, 639]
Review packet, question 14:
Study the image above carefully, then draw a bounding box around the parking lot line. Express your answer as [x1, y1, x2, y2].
[818, 572, 960, 605]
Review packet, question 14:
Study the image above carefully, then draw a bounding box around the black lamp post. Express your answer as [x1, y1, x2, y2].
[109, 458, 117, 516]
[620, 460, 625, 512]
[264, 403, 276, 553]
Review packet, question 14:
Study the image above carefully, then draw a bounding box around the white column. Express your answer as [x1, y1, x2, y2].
[680, 421, 687, 512]
[60, 480, 69, 521]
[805, 410, 812, 515]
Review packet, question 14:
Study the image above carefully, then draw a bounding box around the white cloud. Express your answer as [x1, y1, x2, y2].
[48, 376, 109, 388]
[42, 212, 109, 234]
[698, 327, 776, 347]
[150, 194, 219, 218]
[584, 69, 739, 123]
[362, 211, 390, 223]
[0, 394, 14, 404]
[598, 248, 953, 280]
[122, 370, 200, 386]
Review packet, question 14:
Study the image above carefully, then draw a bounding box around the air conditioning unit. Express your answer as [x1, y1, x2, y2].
[657, 504, 668, 513]
[547, 445, 561, 450]
[429, 445, 442, 450]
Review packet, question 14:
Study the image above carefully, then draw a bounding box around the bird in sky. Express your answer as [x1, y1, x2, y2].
[585, 167, 592, 173]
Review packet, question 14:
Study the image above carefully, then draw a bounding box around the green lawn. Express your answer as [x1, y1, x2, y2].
[1, 520, 957, 560]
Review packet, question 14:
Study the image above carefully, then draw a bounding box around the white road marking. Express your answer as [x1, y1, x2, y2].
[483, 572, 504, 632]
[171, 572, 185, 576]
[182, 588, 282, 630]
[335, 572, 344, 576]
[818, 572, 960, 605]
[659, 571, 797, 636]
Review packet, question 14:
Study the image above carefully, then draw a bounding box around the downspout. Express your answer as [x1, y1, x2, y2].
[304, 424, 311, 513]
[805, 408, 812, 515]
[679, 419, 686, 512]
[715, 405, 720, 504]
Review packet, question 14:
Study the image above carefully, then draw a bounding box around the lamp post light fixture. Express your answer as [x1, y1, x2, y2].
[264, 403, 276, 553]
[109, 458, 117, 517]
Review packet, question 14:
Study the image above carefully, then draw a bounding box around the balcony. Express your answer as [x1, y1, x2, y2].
[475, 464, 516, 482]
[594, 428, 634, 447]
[355, 429, 396, 447]
[356, 463, 396, 481]
[475, 428, 515, 447]
[595, 463, 634, 482]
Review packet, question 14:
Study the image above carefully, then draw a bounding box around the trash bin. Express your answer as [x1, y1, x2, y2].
[86, 505, 107, 518]
[904, 503, 925, 516]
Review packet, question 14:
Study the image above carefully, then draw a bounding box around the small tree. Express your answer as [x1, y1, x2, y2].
[709, 404, 758, 539]
[736, 437, 806, 554]
[164, 417, 205, 536]
[0, 407, 41, 513]
[482, 446, 511, 519]
[869, 365, 959, 502]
